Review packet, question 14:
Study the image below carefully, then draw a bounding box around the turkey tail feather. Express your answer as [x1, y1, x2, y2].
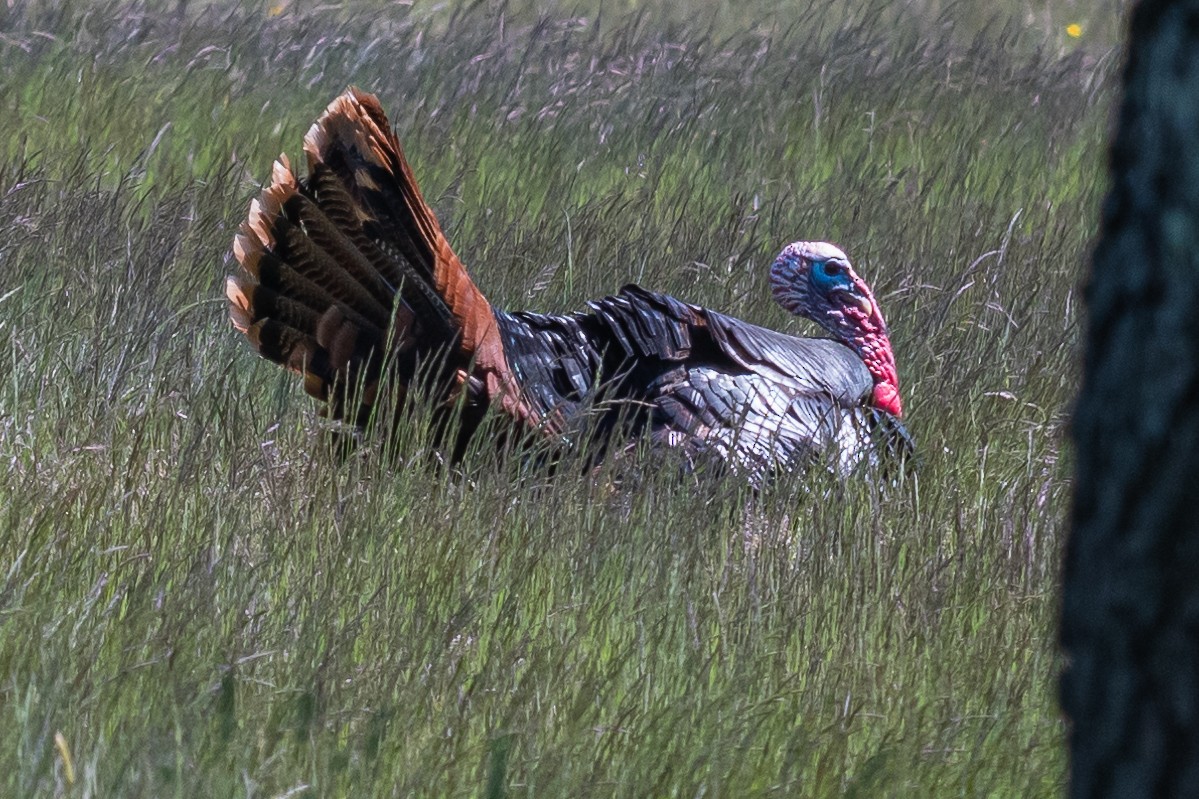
[301, 90, 496, 354]
[228, 88, 535, 432]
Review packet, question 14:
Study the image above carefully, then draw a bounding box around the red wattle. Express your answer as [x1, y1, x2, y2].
[873, 383, 903, 417]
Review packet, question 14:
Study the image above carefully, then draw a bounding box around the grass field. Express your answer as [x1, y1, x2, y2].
[0, 0, 1118, 795]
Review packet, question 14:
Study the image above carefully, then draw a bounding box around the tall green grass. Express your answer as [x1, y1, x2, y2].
[0, 1, 1111, 795]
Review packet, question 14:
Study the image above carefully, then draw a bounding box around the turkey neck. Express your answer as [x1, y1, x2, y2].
[825, 306, 903, 418]
[855, 332, 902, 418]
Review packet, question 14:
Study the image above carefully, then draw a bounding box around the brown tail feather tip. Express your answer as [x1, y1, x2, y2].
[238, 156, 297, 256]
[226, 277, 253, 333]
[229, 154, 300, 335]
[303, 89, 397, 175]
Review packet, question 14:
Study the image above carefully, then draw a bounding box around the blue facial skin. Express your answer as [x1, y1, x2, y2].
[808, 259, 853, 295]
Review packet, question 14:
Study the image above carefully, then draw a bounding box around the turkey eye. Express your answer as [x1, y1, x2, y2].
[820, 261, 845, 276]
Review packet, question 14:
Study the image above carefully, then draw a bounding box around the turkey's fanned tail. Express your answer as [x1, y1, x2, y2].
[227, 88, 535, 432]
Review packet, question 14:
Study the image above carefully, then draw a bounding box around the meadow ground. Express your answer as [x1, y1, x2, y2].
[0, 0, 1118, 795]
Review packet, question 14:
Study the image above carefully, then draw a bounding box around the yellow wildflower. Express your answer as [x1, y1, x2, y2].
[1066, 23, 1082, 38]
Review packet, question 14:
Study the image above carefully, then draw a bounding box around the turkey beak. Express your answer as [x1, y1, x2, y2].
[833, 287, 873, 315]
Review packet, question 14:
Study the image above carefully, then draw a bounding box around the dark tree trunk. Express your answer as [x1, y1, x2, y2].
[1063, 1, 1199, 796]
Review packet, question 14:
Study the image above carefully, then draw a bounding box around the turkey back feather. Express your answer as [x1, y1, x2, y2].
[578, 286, 910, 482]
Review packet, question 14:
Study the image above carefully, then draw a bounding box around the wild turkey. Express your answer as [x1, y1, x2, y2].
[226, 88, 912, 483]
